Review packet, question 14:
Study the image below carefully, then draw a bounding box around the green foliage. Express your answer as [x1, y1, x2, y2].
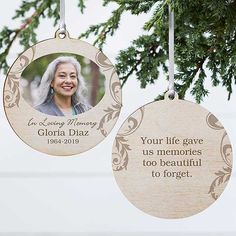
[78, 0, 86, 13]
[171, 0, 236, 101]
[0, 0, 84, 74]
[116, 34, 167, 88]
[0, 0, 236, 102]
[79, 5, 126, 48]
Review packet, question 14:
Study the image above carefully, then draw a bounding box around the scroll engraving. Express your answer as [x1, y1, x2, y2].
[4, 46, 35, 108]
[112, 107, 145, 171]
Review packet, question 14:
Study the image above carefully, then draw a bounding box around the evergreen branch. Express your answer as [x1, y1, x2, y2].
[120, 57, 142, 88]
[155, 55, 208, 102]
[116, 34, 167, 88]
[103, 0, 157, 13]
[0, 8, 42, 74]
[176, 55, 208, 101]
[78, 0, 86, 13]
[0, 29, 18, 74]
[0, 0, 59, 74]
[12, 0, 40, 19]
[79, 5, 126, 48]
[191, 68, 209, 103]
[1, 0, 236, 102]
[79, 0, 157, 48]
[144, 0, 168, 31]
[119, 0, 158, 14]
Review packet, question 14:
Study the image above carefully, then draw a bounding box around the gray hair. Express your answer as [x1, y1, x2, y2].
[36, 56, 90, 107]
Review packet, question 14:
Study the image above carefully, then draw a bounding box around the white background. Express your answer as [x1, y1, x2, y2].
[0, 0, 235, 234]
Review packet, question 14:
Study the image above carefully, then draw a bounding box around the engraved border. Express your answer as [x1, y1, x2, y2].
[3, 34, 122, 156]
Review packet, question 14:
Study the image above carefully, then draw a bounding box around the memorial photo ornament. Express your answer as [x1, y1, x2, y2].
[112, 93, 233, 219]
[4, 30, 122, 156]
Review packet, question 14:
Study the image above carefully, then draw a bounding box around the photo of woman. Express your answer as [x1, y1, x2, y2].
[35, 56, 91, 116]
[21, 53, 105, 116]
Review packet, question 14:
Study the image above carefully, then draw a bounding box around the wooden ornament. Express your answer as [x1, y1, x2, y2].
[112, 93, 233, 219]
[4, 31, 122, 156]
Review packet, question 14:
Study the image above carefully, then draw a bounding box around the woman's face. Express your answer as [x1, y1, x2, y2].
[51, 62, 78, 97]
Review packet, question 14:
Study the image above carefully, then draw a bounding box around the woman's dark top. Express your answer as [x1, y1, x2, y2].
[35, 97, 90, 116]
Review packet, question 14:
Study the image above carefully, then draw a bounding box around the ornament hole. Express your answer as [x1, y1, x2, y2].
[168, 92, 175, 100]
[164, 91, 178, 101]
[58, 32, 66, 39]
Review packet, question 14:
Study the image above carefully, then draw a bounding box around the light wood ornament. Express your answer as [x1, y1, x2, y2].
[112, 93, 233, 218]
[4, 30, 122, 156]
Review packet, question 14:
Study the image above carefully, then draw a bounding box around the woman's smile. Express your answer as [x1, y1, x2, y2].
[61, 84, 74, 91]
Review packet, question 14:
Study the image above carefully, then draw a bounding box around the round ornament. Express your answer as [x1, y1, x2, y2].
[112, 94, 233, 218]
[4, 30, 122, 156]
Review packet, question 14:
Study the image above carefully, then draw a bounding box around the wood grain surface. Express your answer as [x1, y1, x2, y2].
[4, 31, 122, 156]
[113, 94, 233, 218]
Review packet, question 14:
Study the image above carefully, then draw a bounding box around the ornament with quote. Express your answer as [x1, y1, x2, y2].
[112, 93, 232, 218]
[3, 1, 121, 156]
[112, 6, 233, 218]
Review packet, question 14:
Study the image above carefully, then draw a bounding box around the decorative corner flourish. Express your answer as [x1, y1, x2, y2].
[206, 112, 223, 130]
[112, 136, 131, 171]
[208, 166, 232, 200]
[97, 68, 122, 137]
[4, 46, 35, 109]
[112, 107, 145, 171]
[4, 74, 20, 108]
[208, 131, 232, 200]
[95, 51, 114, 71]
[97, 103, 122, 137]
